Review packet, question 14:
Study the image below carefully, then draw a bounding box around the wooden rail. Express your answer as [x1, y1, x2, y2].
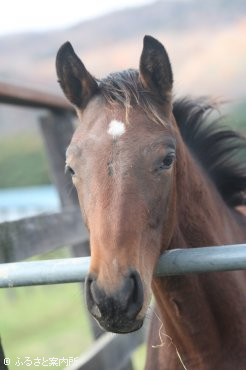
[66, 329, 145, 370]
[0, 81, 137, 370]
[0, 81, 73, 111]
[0, 208, 88, 263]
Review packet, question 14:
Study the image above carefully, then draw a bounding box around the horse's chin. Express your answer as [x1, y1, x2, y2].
[95, 317, 144, 334]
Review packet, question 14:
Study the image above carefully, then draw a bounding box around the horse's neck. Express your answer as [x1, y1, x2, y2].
[151, 270, 246, 369]
[150, 134, 246, 369]
[173, 131, 246, 248]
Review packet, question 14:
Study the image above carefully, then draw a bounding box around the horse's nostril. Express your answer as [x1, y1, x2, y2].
[90, 303, 102, 318]
[86, 275, 103, 319]
[90, 279, 103, 306]
[117, 275, 134, 307]
[126, 270, 144, 319]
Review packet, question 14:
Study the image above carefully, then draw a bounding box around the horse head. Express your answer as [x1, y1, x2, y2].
[56, 36, 177, 333]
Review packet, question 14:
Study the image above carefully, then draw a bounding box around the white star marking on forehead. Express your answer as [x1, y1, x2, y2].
[107, 120, 126, 138]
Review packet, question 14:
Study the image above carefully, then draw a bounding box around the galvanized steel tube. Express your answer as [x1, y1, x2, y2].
[0, 257, 90, 288]
[0, 244, 245, 288]
[156, 244, 246, 276]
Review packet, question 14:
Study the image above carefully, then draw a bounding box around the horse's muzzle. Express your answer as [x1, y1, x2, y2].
[85, 270, 144, 333]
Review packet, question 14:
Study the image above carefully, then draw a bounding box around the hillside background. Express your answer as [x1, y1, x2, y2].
[1, 0, 246, 96]
[0, 0, 245, 186]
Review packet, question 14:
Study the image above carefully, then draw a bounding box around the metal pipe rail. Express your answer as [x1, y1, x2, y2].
[0, 244, 246, 288]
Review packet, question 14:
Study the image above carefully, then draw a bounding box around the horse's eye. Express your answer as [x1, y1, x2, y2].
[65, 164, 75, 176]
[159, 153, 175, 170]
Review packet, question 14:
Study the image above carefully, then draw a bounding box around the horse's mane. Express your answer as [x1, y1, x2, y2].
[173, 98, 246, 207]
[99, 70, 246, 208]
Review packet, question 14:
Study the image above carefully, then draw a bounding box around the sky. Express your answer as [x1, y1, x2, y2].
[0, 0, 155, 36]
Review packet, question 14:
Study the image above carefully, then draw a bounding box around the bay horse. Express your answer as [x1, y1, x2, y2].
[56, 35, 246, 369]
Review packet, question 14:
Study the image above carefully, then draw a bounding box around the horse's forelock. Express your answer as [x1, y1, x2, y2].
[98, 69, 169, 126]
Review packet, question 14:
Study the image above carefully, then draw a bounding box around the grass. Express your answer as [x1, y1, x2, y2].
[0, 248, 91, 367]
[133, 344, 147, 370]
[0, 283, 93, 369]
[223, 100, 246, 133]
[0, 132, 50, 189]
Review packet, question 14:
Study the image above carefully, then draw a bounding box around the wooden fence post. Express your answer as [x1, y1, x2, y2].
[0, 338, 8, 370]
[39, 111, 77, 208]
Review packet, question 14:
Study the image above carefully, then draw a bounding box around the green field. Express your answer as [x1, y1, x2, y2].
[0, 284, 92, 368]
[0, 132, 50, 189]
[0, 282, 146, 370]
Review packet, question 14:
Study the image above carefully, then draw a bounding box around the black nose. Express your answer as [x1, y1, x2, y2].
[85, 270, 144, 333]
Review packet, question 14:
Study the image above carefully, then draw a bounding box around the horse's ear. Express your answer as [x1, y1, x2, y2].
[56, 42, 98, 109]
[139, 35, 173, 100]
